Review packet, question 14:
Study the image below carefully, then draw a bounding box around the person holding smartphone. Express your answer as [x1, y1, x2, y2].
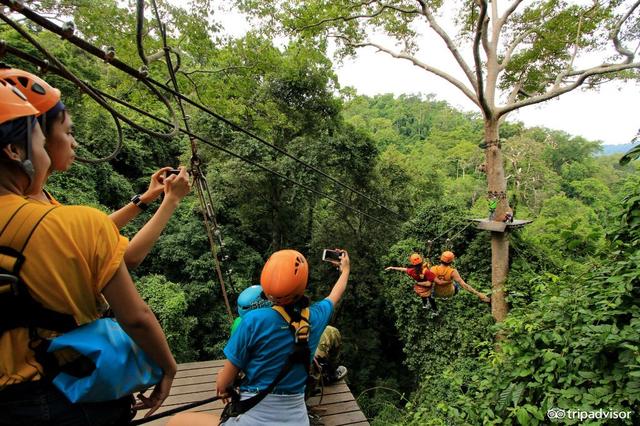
[0, 67, 191, 269]
[168, 248, 351, 426]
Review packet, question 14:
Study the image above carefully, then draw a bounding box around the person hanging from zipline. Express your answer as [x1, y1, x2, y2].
[385, 253, 442, 313]
[0, 66, 191, 269]
[431, 251, 491, 304]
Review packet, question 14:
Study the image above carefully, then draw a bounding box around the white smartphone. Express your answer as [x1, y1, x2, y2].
[322, 249, 343, 262]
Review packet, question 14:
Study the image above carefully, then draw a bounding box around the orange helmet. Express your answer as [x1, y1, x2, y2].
[409, 253, 423, 265]
[0, 79, 39, 125]
[0, 67, 61, 116]
[440, 251, 455, 263]
[260, 250, 309, 305]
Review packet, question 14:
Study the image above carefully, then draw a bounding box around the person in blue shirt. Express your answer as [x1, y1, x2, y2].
[168, 248, 350, 425]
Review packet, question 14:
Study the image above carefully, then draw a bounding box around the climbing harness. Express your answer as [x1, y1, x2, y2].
[220, 298, 312, 422]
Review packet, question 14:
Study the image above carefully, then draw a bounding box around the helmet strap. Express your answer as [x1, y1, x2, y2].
[20, 116, 35, 187]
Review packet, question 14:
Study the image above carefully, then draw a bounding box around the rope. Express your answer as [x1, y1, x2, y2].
[146, 0, 233, 323]
[1, 31, 395, 226]
[0, 0, 404, 221]
[129, 395, 222, 425]
[0, 5, 181, 140]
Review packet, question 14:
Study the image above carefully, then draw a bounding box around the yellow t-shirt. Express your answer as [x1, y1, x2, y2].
[430, 264, 457, 298]
[0, 194, 128, 388]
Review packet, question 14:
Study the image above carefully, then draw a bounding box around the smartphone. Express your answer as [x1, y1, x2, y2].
[165, 168, 180, 177]
[322, 249, 343, 263]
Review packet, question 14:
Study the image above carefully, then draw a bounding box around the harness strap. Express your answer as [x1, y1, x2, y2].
[221, 300, 311, 421]
[0, 201, 77, 350]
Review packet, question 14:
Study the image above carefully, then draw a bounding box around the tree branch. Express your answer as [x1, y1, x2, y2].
[498, 0, 526, 31]
[473, 0, 492, 116]
[295, 2, 420, 31]
[611, 0, 640, 63]
[334, 35, 479, 106]
[499, 28, 537, 71]
[415, 0, 478, 90]
[553, 15, 584, 88]
[481, 10, 491, 57]
[497, 61, 640, 116]
[181, 65, 255, 76]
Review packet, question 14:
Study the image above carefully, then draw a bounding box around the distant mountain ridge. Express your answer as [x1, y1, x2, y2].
[600, 143, 636, 156]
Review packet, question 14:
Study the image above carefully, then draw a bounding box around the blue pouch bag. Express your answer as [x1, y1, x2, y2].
[47, 318, 163, 403]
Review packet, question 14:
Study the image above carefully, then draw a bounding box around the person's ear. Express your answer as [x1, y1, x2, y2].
[1, 143, 24, 161]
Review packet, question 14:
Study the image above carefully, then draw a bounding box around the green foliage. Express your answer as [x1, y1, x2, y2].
[4, 3, 639, 423]
[390, 171, 640, 425]
[136, 275, 198, 362]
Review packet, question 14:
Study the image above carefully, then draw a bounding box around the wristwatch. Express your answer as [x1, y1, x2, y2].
[130, 194, 149, 211]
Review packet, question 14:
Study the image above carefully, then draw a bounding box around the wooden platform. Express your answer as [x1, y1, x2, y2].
[470, 218, 532, 232]
[134, 360, 369, 425]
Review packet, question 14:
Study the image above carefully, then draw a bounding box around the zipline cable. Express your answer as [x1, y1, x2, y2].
[0, 0, 406, 221]
[0, 44, 394, 226]
[0, 6, 180, 143]
[148, 0, 234, 323]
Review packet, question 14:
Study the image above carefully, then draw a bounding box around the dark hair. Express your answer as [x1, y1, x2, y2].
[44, 108, 66, 137]
[441, 261, 452, 266]
[0, 116, 32, 153]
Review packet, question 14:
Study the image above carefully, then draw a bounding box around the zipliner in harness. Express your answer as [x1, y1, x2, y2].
[431, 264, 460, 298]
[0, 202, 78, 379]
[220, 297, 312, 423]
[0, 201, 161, 402]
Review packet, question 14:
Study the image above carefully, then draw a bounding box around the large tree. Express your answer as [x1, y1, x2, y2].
[236, 0, 640, 321]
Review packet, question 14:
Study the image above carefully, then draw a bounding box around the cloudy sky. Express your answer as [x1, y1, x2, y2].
[216, 4, 638, 146]
[335, 47, 639, 146]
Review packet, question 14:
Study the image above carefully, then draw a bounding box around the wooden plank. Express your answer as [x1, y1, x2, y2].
[176, 359, 224, 370]
[172, 373, 216, 387]
[308, 390, 354, 406]
[474, 220, 507, 232]
[309, 400, 362, 416]
[321, 410, 369, 425]
[136, 360, 367, 426]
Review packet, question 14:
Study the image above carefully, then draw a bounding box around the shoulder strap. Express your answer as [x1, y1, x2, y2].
[0, 202, 76, 337]
[229, 302, 311, 416]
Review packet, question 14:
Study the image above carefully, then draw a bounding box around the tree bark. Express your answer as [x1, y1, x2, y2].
[485, 118, 509, 322]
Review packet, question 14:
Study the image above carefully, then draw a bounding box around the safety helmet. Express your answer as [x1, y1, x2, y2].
[0, 79, 39, 126]
[409, 253, 422, 265]
[440, 251, 455, 263]
[237, 285, 272, 317]
[260, 250, 309, 305]
[0, 67, 61, 116]
[0, 79, 39, 182]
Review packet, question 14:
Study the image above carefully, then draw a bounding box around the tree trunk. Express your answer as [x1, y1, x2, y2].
[485, 119, 509, 322]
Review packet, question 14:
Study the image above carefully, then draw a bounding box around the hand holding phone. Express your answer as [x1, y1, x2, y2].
[165, 168, 181, 178]
[322, 249, 343, 263]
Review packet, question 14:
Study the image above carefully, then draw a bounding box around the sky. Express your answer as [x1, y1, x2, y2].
[335, 47, 639, 146]
[215, 3, 639, 146]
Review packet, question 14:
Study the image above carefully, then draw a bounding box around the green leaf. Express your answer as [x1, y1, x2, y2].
[516, 407, 530, 425]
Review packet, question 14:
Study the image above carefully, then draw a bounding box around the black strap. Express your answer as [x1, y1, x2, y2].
[221, 299, 312, 421]
[0, 202, 77, 350]
[130, 395, 223, 425]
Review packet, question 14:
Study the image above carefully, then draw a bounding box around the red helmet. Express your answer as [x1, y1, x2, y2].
[0, 79, 39, 125]
[260, 250, 308, 305]
[0, 67, 61, 116]
[409, 253, 423, 265]
[440, 251, 455, 263]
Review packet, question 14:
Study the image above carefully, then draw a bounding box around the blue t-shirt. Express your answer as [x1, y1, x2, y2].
[224, 298, 334, 394]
